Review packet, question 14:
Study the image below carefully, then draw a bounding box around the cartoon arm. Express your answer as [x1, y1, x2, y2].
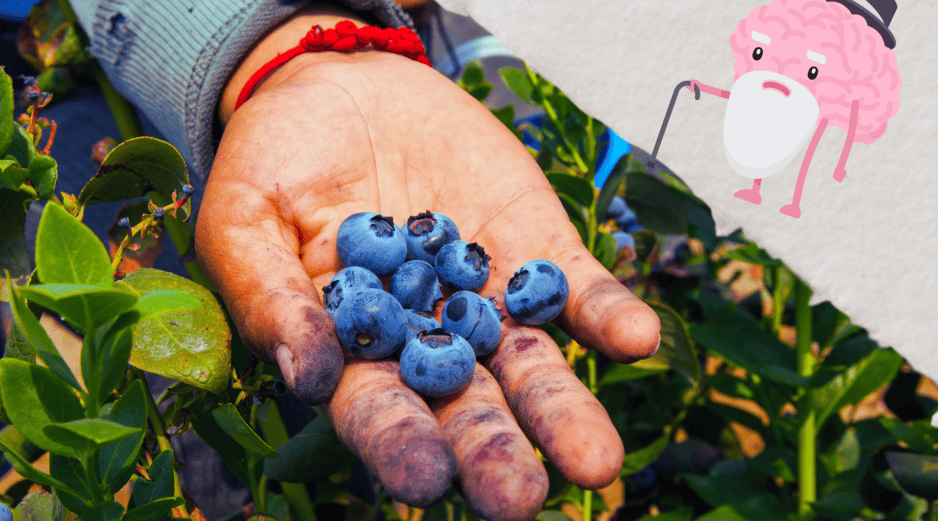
[686, 80, 731, 99]
[833, 99, 859, 183]
[647, 80, 728, 169]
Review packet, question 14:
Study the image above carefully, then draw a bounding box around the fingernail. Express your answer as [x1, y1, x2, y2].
[276, 343, 296, 389]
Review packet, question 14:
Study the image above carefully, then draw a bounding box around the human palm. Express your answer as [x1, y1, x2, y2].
[197, 52, 660, 519]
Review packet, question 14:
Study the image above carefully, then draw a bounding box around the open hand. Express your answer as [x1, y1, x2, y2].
[196, 8, 660, 519]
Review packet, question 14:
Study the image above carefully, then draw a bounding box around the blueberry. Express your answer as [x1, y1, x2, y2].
[403, 309, 442, 346]
[399, 329, 475, 397]
[604, 195, 627, 220]
[333, 288, 409, 359]
[0, 504, 11, 521]
[435, 241, 491, 292]
[441, 291, 503, 356]
[336, 212, 407, 277]
[403, 211, 461, 264]
[615, 204, 639, 231]
[390, 260, 443, 313]
[504, 259, 569, 326]
[322, 266, 384, 318]
[253, 393, 267, 406]
[612, 231, 636, 252]
[625, 223, 645, 234]
[633, 466, 657, 490]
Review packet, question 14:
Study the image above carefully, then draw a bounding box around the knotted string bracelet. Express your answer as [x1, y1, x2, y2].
[235, 20, 431, 111]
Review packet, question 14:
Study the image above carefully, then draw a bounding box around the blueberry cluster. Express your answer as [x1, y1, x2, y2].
[605, 195, 643, 253]
[329, 211, 570, 397]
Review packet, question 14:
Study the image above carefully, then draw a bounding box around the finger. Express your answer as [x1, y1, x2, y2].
[195, 178, 342, 405]
[428, 365, 548, 521]
[321, 358, 458, 507]
[485, 325, 624, 490]
[474, 188, 660, 363]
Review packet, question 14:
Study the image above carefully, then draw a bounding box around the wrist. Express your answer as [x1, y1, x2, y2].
[219, 4, 371, 125]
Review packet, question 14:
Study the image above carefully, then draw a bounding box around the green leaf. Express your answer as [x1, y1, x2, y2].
[535, 511, 575, 521]
[632, 230, 659, 265]
[87, 318, 135, 409]
[129, 449, 175, 512]
[708, 374, 755, 400]
[43, 419, 142, 456]
[77, 136, 190, 207]
[212, 403, 279, 459]
[27, 154, 57, 199]
[0, 437, 77, 495]
[11, 489, 76, 521]
[811, 301, 853, 349]
[6, 274, 80, 388]
[620, 434, 668, 476]
[598, 360, 668, 387]
[1, 161, 30, 191]
[884, 452, 938, 501]
[623, 171, 710, 236]
[7, 125, 37, 168]
[130, 289, 201, 319]
[645, 300, 699, 388]
[594, 231, 618, 270]
[466, 83, 493, 102]
[1, 189, 33, 278]
[683, 474, 786, 518]
[18, 284, 138, 334]
[48, 454, 95, 513]
[749, 447, 796, 482]
[98, 380, 147, 494]
[121, 497, 184, 521]
[498, 67, 536, 104]
[35, 202, 113, 286]
[691, 294, 805, 386]
[0, 358, 83, 457]
[490, 105, 516, 135]
[0, 68, 13, 157]
[263, 411, 356, 482]
[78, 501, 124, 521]
[545, 171, 594, 208]
[0, 425, 43, 464]
[460, 61, 485, 86]
[878, 418, 938, 454]
[809, 346, 903, 429]
[189, 410, 251, 486]
[724, 243, 782, 266]
[121, 269, 231, 393]
[705, 401, 768, 437]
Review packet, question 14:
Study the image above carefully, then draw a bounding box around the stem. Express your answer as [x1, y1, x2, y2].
[84, 452, 105, 504]
[586, 352, 598, 394]
[132, 368, 185, 509]
[928, 499, 936, 521]
[582, 489, 592, 521]
[247, 399, 268, 514]
[794, 278, 815, 521]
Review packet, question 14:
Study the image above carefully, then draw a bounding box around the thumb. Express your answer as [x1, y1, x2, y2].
[195, 185, 343, 404]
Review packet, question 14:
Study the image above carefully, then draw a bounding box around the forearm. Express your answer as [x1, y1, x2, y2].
[218, 4, 371, 125]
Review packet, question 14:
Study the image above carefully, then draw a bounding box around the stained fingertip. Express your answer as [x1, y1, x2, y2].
[371, 419, 458, 508]
[600, 301, 662, 363]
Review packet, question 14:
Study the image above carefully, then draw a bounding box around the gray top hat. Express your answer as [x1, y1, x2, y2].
[827, 0, 897, 48]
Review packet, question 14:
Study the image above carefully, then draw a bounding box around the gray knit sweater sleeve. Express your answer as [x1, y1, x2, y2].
[72, 0, 414, 183]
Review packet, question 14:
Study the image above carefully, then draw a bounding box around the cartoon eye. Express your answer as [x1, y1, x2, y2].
[808, 66, 818, 80]
[752, 47, 763, 60]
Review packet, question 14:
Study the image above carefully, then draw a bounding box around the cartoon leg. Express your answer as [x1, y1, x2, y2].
[781, 119, 829, 219]
[734, 179, 763, 205]
[834, 100, 859, 183]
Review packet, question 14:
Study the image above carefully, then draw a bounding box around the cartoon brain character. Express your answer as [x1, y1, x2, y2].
[648, 0, 901, 218]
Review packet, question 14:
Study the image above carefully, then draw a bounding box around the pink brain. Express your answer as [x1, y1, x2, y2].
[729, 0, 901, 143]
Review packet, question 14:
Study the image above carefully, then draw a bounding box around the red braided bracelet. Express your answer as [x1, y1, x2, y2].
[235, 20, 431, 111]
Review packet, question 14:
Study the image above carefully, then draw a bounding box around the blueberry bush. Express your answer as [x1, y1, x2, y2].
[1, 1, 937, 519]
